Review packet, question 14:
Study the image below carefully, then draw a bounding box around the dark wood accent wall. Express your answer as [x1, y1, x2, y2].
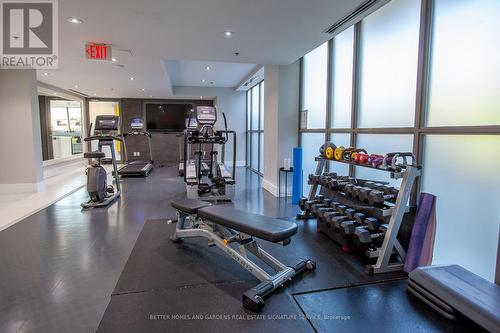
[38, 95, 53, 161]
[120, 98, 214, 166]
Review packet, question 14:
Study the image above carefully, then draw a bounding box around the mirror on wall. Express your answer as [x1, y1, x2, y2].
[38, 95, 84, 161]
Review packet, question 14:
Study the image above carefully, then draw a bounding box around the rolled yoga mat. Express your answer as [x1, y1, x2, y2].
[292, 147, 303, 204]
[404, 192, 437, 273]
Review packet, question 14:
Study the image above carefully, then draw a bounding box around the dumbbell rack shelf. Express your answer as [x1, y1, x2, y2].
[308, 156, 421, 275]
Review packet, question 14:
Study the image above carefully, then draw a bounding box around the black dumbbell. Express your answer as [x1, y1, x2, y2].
[340, 211, 366, 236]
[344, 183, 355, 196]
[353, 224, 388, 246]
[328, 178, 352, 190]
[364, 217, 380, 232]
[351, 186, 366, 200]
[298, 197, 308, 211]
[368, 189, 398, 206]
[357, 187, 373, 202]
[308, 174, 321, 185]
[311, 198, 332, 214]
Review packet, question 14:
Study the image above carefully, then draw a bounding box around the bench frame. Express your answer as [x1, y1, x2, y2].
[170, 209, 316, 311]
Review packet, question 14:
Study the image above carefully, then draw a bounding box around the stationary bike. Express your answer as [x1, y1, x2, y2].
[81, 115, 122, 208]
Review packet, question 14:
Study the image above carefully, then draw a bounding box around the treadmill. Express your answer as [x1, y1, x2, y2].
[118, 118, 154, 177]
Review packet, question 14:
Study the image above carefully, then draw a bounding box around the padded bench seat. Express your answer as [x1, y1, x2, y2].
[198, 205, 297, 243]
[171, 199, 212, 214]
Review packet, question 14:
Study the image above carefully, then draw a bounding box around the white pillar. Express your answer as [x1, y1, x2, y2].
[0, 69, 44, 193]
[262, 61, 300, 196]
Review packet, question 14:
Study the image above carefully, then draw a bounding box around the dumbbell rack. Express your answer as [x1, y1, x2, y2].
[308, 156, 421, 275]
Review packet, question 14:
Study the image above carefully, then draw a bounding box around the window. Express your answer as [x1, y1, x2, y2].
[301, 42, 328, 129]
[421, 135, 500, 280]
[246, 81, 264, 175]
[299, 0, 500, 281]
[39, 97, 83, 161]
[426, 0, 500, 126]
[358, 0, 421, 128]
[330, 26, 354, 129]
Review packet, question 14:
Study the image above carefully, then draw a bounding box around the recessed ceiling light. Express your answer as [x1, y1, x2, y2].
[205, 66, 211, 70]
[201, 79, 206, 83]
[74, 84, 79, 88]
[200, 96, 203, 99]
[42, 72, 49, 76]
[129, 77, 135, 81]
[93, 93, 97, 96]
[141, 88, 145, 91]
[224, 31, 233, 37]
[53, 92, 57, 95]
[111, 58, 117, 62]
[67, 17, 83, 24]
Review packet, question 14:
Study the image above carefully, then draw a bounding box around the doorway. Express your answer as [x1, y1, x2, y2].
[88, 101, 122, 162]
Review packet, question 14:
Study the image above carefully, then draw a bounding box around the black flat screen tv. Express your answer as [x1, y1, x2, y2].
[145, 103, 192, 132]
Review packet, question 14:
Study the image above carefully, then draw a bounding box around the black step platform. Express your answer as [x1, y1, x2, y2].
[97, 218, 471, 332]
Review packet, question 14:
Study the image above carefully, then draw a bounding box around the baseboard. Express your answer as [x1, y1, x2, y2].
[43, 158, 87, 179]
[262, 178, 279, 197]
[0, 181, 45, 194]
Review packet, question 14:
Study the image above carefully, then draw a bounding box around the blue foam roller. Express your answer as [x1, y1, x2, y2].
[292, 147, 303, 204]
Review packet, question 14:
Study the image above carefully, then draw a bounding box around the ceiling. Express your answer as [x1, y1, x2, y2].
[165, 60, 258, 88]
[37, 0, 365, 98]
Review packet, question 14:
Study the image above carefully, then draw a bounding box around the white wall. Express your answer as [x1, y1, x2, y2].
[0, 69, 44, 192]
[262, 61, 300, 196]
[172, 86, 246, 166]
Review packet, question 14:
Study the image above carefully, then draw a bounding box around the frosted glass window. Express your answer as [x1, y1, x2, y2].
[421, 135, 500, 281]
[426, 0, 500, 126]
[328, 133, 350, 176]
[251, 86, 259, 130]
[331, 26, 354, 128]
[301, 42, 328, 129]
[251, 132, 259, 170]
[260, 82, 265, 131]
[354, 134, 414, 187]
[301, 133, 327, 193]
[358, 0, 421, 128]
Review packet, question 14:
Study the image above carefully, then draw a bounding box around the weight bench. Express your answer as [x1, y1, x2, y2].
[169, 199, 316, 311]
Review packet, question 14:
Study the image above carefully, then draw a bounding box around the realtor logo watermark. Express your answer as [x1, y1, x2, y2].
[1, 0, 58, 69]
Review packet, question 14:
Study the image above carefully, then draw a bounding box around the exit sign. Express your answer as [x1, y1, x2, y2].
[85, 42, 112, 61]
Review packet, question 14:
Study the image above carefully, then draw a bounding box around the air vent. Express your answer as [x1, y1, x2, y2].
[324, 0, 388, 35]
[68, 89, 89, 97]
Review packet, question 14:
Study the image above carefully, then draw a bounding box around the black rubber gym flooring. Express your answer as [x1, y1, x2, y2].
[0, 166, 485, 332]
[96, 214, 483, 332]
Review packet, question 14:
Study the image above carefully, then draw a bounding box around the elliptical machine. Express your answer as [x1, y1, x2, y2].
[183, 106, 236, 201]
[81, 115, 122, 208]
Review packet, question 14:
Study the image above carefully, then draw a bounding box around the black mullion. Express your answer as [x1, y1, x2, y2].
[411, 0, 433, 205]
[350, 22, 362, 177]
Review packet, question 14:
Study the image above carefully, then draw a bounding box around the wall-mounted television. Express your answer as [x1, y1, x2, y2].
[145, 103, 193, 132]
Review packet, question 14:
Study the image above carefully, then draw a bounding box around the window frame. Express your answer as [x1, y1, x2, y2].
[246, 81, 265, 175]
[298, 0, 500, 205]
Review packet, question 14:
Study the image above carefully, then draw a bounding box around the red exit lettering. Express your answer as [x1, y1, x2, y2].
[85, 43, 109, 60]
